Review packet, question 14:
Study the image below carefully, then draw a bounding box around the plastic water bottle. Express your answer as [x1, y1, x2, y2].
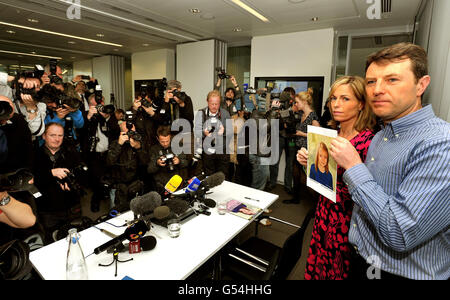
[66, 228, 88, 280]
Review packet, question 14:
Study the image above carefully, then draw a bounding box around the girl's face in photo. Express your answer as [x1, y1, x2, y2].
[318, 148, 329, 169]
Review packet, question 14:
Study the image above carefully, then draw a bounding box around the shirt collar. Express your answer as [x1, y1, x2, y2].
[383, 104, 435, 135]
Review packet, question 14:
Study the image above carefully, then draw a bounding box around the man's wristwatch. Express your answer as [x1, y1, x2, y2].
[0, 194, 11, 206]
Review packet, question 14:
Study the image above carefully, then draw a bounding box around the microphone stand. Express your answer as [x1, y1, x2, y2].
[98, 241, 133, 277]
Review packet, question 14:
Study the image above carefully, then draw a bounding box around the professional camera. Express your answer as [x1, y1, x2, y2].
[0, 101, 13, 121]
[170, 90, 188, 105]
[57, 93, 82, 110]
[0, 239, 32, 280]
[124, 111, 142, 142]
[216, 67, 231, 80]
[191, 148, 202, 168]
[48, 59, 63, 85]
[56, 164, 89, 196]
[159, 149, 175, 171]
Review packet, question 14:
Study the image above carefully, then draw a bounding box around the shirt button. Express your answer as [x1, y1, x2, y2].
[353, 223, 357, 228]
[383, 137, 388, 141]
[395, 134, 399, 138]
[371, 157, 375, 161]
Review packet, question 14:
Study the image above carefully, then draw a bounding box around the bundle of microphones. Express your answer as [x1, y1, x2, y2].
[92, 172, 225, 256]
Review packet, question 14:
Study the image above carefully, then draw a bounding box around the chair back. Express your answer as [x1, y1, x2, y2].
[272, 208, 315, 280]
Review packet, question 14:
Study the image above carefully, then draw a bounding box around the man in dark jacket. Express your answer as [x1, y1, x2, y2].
[33, 122, 84, 244]
[106, 122, 148, 212]
[147, 126, 189, 194]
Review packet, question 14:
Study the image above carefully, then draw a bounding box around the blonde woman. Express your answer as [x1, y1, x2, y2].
[297, 76, 376, 280]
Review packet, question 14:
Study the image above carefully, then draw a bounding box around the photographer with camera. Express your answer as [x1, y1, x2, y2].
[266, 87, 300, 194]
[1, 70, 47, 143]
[147, 125, 188, 193]
[33, 122, 85, 244]
[160, 80, 194, 129]
[215, 71, 243, 117]
[194, 90, 232, 178]
[106, 115, 148, 212]
[84, 92, 120, 212]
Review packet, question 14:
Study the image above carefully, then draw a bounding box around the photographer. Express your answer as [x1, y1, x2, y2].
[41, 84, 84, 149]
[161, 80, 194, 129]
[215, 74, 243, 117]
[106, 119, 148, 212]
[84, 93, 120, 212]
[129, 95, 159, 147]
[266, 87, 299, 194]
[1, 71, 46, 142]
[147, 125, 188, 193]
[194, 90, 232, 178]
[33, 122, 85, 244]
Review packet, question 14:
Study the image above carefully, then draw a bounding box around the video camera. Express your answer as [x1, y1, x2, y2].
[216, 67, 231, 80]
[124, 111, 142, 142]
[158, 149, 175, 171]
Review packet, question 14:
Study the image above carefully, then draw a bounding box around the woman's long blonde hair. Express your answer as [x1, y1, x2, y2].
[327, 76, 376, 132]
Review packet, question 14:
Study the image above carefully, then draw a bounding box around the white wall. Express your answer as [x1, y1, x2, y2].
[93, 56, 112, 104]
[177, 40, 216, 111]
[422, 0, 450, 122]
[131, 48, 175, 99]
[73, 59, 93, 78]
[250, 28, 335, 185]
[251, 28, 335, 109]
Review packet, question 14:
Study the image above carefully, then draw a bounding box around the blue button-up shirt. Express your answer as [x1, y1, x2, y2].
[343, 105, 449, 280]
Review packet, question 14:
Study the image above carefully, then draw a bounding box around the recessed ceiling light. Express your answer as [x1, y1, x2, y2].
[30, 51, 36, 54]
[142, 43, 149, 47]
[233, 28, 242, 32]
[189, 8, 201, 14]
[288, 0, 305, 3]
[68, 41, 76, 44]
[113, 49, 119, 52]
[96, 33, 105, 37]
[6, 30, 15, 34]
[27, 18, 39, 23]
[311, 17, 319, 21]
[71, 56, 76, 59]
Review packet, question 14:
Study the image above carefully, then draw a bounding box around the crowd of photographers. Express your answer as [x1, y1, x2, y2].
[0, 63, 322, 273]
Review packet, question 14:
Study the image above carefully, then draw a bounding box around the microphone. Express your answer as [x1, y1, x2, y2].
[94, 220, 149, 255]
[153, 205, 170, 220]
[164, 175, 182, 194]
[202, 171, 225, 190]
[130, 191, 162, 219]
[108, 236, 157, 254]
[185, 177, 201, 193]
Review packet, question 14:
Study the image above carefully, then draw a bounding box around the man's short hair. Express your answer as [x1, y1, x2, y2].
[167, 80, 182, 90]
[365, 42, 428, 82]
[156, 125, 171, 137]
[207, 90, 221, 101]
[44, 122, 64, 134]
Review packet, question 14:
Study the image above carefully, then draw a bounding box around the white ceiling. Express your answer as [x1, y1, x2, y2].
[0, 0, 422, 68]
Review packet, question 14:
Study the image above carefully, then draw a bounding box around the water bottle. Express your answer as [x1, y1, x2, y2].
[66, 228, 88, 280]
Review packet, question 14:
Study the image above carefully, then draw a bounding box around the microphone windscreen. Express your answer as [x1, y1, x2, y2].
[165, 175, 182, 193]
[166, 198, 190, 215]
[203, 172, 225, 189]
[130, 192, 162, 216]
[140, 236, 157, 251]
[153, 206, 170, 220]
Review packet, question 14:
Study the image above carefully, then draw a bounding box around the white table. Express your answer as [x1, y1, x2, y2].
[29, 181, 278, 280]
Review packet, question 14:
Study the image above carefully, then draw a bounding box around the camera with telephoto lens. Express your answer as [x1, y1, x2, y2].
[94, 85, 115, 114]
[56, 164, 89, 196]
[13, 65, 45, 102]
[191, 148, 203, 168]
[138, 83, 152, 109]
[159, 149, 175, 171]
[216, 67, 231, 80]
[56, 93, 82, 110]
[124, 111, 142, 142]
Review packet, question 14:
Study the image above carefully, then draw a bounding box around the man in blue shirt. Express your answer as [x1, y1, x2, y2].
[330, 43, 449, 280]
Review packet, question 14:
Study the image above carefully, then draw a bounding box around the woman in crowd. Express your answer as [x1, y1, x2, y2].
[297, 76, 376, 280]
[284, 88, 320, 204]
